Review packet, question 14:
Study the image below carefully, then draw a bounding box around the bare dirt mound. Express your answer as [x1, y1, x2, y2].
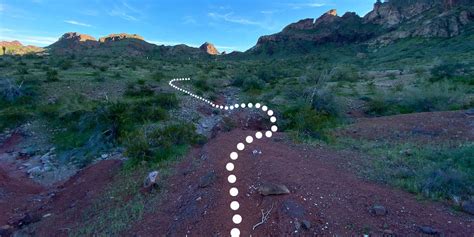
[131, 128, 472, 236]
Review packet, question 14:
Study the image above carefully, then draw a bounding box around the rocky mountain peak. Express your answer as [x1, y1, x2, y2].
[199, 42, 219, 55]
[98, 33, 144, 43]
[0, 41, 23, 47]
[59, 32, 96, 42]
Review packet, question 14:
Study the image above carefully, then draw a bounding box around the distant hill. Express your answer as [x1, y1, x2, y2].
[0, 40, 44, 55]
[47, 32, 219, 58]
[249, 0, 474, 55]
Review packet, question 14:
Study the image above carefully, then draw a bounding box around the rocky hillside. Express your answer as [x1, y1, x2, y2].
[0, 41, 44, 55]
[250, 0, 474, 54]
[199, 42, 220, 55]
[47, 32, 220, 58]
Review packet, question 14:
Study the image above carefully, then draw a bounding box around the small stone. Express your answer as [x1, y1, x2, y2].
[258, 183, 290, 196]
[465, 108, 474, 116]
[42, 213, 52, 218]
[101, 154, 108, 159]
[370, 204, 387, 216]
[419, 226, 438, 235]
[199, 171, 216, 188]
[301, 220, 311, 230]
[143, 171, 159, 189]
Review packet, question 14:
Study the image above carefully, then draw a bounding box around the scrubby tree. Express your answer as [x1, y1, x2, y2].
[2, 46, 6, 55]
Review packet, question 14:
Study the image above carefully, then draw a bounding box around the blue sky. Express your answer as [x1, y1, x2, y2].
[0, 0, 376, 52]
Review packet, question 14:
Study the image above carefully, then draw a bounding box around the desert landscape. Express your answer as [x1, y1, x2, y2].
[0, 0, 473, 236]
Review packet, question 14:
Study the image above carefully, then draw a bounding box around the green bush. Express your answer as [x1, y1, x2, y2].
[193, 78, 211, 92]
[124, 83, 154, 97]
[150, 71, 165, 82]
[46, 69, 59, 82]
[282, 105, 338, 140]
[366, 81, 472, 115]
[125, 122, 203, 165]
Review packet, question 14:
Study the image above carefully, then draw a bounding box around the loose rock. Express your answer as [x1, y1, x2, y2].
[143, 171, 159, 189]
[199, 171, 216, 188]
[258, 183, 290, 196]
[419, 226, 438, 235]
[370, 204, 387, 216]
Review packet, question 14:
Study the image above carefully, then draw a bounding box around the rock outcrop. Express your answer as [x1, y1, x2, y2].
[98, 33, 144, 43]
[199, 42, 219, 55]
[251, 0, 474, 54]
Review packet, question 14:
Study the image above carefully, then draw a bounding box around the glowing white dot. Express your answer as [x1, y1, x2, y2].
[230, 201, 240, 210]
[237, 143, 245, 151]
[230, 228, 240, 237]
[220, 106, 224, 109]
[225, 106, 229, 110]
[265, 131, 272, 138]
[232, 214, 242, 224]
[267, 110, 274, 116]
[255, 132, 263, 139]
[271, 125, 278, 132]
[248, 103, 253, 108]
[262, 105, 268, 111]
[228, 175, 236, 183]
[241, 103, 246, 108]
[226, 163, 234, 171]
[230, 106, 234, 110]
[235, 104, 239, 108]
[245, 136, 253, 144]
[230, 187, 238, 197]
[270, 116, 276, 123]
[230, 152, 238, 160]
[255, 103, 261, 108]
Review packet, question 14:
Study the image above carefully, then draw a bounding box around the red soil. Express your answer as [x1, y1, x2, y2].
[130, 128, 472, 236]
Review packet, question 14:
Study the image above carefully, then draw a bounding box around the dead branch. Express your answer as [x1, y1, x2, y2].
[252, 202, 275, 230]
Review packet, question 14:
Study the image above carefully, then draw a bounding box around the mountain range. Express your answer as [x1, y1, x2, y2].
[1, 0, 472, 57]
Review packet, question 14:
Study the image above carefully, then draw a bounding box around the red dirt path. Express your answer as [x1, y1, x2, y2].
[130, 128, 472, 236]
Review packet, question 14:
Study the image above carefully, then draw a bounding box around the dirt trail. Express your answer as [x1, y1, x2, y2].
[131, 128, 473, 236]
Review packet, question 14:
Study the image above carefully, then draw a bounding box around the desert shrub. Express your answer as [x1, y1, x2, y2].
[99, 65, 108, 72]
[17, 67, 28, 75]
[153, 93, 179, 109]
[124, 83, 154, 97]
[311, 88, 341, 117]
[282, 104, 339, 140]
[193, 77, 211, 92]
[243, 76, 265, 92]
[366, 81, 471, 115]
[353, 141, 474, 201]
[330, 66, 361, 82]
[430, 63, 466, 82]
[46, 69, 59, 82]
[0, 107, 30, 131]
[58, 59, 73, 70]
[150, 71, 165, 82]
[0, 79, 37, 130]
[125, 122, 203, 165]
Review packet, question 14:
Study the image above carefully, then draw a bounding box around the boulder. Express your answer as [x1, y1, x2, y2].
[258, 183, 290, 196]
[370, 204, 387, 216]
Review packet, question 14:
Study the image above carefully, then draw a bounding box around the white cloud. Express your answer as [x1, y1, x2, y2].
[108, 1, 141, 21]
[288, 2, 325, 9]
[208, 12, 261, 26]
[182, 16, 197, 25]
[64, 20, 92, 27]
